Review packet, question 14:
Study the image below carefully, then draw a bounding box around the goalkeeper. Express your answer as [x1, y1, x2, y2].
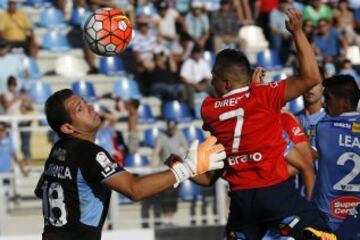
[34, 89, 226, 240]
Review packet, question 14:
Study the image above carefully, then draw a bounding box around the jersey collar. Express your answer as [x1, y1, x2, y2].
[223, 86, 249, 98]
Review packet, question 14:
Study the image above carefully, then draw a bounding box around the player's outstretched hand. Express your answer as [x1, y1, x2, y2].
[166, 136, 226, 187]
[285, 8, 303, 34]
[252, 67, 266, 84]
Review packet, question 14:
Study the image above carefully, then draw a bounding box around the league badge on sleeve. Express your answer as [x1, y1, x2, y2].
[96, 152, 116, 177]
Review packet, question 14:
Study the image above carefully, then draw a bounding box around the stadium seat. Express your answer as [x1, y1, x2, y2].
[28, 80, 52, 105]
[113, 78, 142, 100]
[182, 126, 205, 145]
[124, 153, 150, 167]
[138, 104, 155, 124]
[256, 49, 283, 70]
[39, 6, 67, 29]
[42, 30, 71, 52]
[355, 8, 360, 22]
[70, 7, 90, 27]
[99, 56, 127, 75]
[143, 127, 162, 148]
[288, 96, 304, 114]
[194, 92, 207, 119]
[55, 55, 89, 77]
[71, 80, 97, 102]
[238, 25, 269, 49]
[345, 45, 360, 65]
[178, 179, 204, 201]
[22, 57, 42, 79]
[163, 100, 192, 122]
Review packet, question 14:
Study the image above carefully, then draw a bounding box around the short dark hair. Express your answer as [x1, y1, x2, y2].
[323, 75, 360, 109]
[45, 89, 73, 139]
[212, 49, 251, 84]
[7, 76, 16, 86]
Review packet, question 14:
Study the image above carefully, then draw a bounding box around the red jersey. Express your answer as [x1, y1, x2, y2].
[201, 81, 289, 191]
[280, 112, 308, 145]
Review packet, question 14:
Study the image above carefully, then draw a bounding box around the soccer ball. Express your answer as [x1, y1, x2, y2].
[83, 8, 133, 56]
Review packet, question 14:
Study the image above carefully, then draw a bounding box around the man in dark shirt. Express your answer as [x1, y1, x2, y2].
[35, 89, 226, 240]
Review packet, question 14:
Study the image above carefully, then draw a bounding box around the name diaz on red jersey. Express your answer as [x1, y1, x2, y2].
[201, 81, 289, 191]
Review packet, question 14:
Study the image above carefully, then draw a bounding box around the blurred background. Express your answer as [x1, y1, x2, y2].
[0, 0, 359, 239]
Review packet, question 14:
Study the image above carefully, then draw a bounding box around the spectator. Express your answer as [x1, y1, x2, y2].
[180, 45, 212, 113]
[339, 59, 360, 84]
[303, 19, 315, 42]
[150, 120, 188, 227]
[254, 0, 279, 41]
[269, 0, 292, 63]
[0, 40, 25, 94]
[314, 19, 345, 63]
[333, 0, 360, 47]
[211, 0, 243, 52]
[0, 0, 38, 58]
[303, 0, 333, 27]
[0, 121, 27, 176]
[3, 76, 33, 171]
[184, 1, 210, 49]
[131, 14, 159, 74]
[142, 46, 185, 102]
[123, 98, 140, 155]
[153, 0, 187, 48]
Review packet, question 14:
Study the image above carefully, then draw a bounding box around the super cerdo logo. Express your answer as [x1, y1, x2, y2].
[331, 196, 360, 219]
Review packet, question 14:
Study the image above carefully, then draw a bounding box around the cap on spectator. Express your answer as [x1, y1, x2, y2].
[191, 1, 203, 8]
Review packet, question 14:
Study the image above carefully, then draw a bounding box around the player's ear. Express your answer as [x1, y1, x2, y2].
[60, 123, 75, 135]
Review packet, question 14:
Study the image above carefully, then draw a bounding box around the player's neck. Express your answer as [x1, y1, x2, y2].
[74, 132, 96, 143]
[305, 101, 322, 115]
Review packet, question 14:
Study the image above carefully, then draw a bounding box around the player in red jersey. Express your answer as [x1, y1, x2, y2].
[195, 9, 336, 239]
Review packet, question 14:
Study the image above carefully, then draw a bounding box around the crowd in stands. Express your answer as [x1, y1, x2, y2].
[0, 0, 359, 231]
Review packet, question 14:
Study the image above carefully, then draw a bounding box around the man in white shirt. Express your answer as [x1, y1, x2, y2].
[180, 45, 212, 113]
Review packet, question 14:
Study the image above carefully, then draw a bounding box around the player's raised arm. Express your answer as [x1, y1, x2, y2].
[103, 136, 226, 201]
[284, 9, 321, 102]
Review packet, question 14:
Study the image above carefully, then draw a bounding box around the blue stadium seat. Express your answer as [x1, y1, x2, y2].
[178, 180, 204, 201]
[71, 80, 97, 102]
[138, 104, 155, 124]
[22, 57, 42, 79]
[99, 56, 127, 76]
[28, 0, 52, 7]
[256, 49, 283, 70]
[182, 126, 205, 145]
[113, 78, 142, 100]
[288, 96, 304, 114]
[70, 7, 90, 27]
[124, 154, 150, 167]
[28, 80, 52, 105]
[39, 7, 67, 28]
[194, 92, 208, 119]
[163, 101, 192, 122]
[355, 8, 360, 22]
[42, 30, 71, 52]
[144, 127, 162, 148]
